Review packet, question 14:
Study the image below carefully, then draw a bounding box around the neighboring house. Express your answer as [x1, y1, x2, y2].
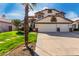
[19, 16, 36, 31]
[28, 16, 36, 29]
[35, 9, 73, 32]
[0, 15, 15, 32]
[73, 20, 79, 30]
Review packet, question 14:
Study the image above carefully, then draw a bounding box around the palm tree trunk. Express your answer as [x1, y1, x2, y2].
[24, 4, 29, 48]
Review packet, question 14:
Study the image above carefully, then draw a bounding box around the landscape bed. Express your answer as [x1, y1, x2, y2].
[0, 31, 37, 56]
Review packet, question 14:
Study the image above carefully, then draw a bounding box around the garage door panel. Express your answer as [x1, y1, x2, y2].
[59, 24, 69, 32]
[36, 24, 57, 32]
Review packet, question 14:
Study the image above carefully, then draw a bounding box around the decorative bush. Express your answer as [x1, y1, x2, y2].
[74, 29, 79, 31]
[16, 31, 24, 35]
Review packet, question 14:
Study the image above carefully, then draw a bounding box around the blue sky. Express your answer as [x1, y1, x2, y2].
[0, 3, 79, 20]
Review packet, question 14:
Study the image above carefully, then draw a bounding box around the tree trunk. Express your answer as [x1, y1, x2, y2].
[24, 4, 29, 48]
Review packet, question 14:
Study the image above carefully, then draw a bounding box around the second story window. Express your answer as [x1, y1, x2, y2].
[35, 12, 44, 20]
[51, 16, 57, 22]
[38, 15, 42, 19]
[56, 12, 64, 17]
[37, 15, 43, 20]
[48, 9, 52, 13]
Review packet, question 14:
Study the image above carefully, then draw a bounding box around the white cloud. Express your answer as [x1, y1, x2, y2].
[6, 10, 37, 19]
[27, 3, 55, 16]
[29, 11, 34, 16]
[42, 7, 49, 10]
[6, 13, 24, 16]
[28, 6, 49, 16]
[65, 11, 79, 21]
[72, 18, 79, 21]
[5, 13, 24, 20]
[29, 10, 37, 16]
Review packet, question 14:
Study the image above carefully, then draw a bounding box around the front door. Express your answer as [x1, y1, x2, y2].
[9, 26, 12, 31]
[57, 28, 60, 32]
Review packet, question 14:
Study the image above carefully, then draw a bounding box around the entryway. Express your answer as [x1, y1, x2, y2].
[9, 26, 12, 31]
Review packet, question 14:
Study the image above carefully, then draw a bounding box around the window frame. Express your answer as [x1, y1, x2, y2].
[48, 10, 52, 13]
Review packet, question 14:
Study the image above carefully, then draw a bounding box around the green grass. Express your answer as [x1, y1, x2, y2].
[0, 31, 37, 56]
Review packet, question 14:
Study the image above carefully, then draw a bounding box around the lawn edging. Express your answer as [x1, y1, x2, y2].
[4, 43, 24, 56]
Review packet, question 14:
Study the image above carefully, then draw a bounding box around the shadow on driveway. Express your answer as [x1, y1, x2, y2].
[39, 32, 79, 38]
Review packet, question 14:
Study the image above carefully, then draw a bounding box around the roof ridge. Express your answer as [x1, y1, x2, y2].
[35, 8, 65, 14]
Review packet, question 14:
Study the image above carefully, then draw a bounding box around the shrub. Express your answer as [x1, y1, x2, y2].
[74, 29, 79, 31]
[16, 31, 24, 35]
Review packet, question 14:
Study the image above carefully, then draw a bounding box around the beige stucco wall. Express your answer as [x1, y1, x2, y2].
[73, 22, 79, 29]
[42, 10, 59, 17]
[56, 17, 71, 23]
[37, 16, 51, 22]
[37, 16, 71, 23]
[0, 22, 10, 32]
[0, 22, 15, 32]
[12, 25, 16, 30]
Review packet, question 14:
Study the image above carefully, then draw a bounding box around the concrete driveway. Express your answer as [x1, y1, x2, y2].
[35, 32, 79, 56]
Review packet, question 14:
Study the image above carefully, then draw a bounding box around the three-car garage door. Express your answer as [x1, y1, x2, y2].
[35, 24, 70, 32]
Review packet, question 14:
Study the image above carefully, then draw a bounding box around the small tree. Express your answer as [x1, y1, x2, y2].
[11, 19, 21, 30]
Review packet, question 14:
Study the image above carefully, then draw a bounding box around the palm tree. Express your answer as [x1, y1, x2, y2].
[23, 3, 36, 49]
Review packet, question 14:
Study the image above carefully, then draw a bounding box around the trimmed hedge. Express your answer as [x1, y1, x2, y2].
[73, 29, 79, 31]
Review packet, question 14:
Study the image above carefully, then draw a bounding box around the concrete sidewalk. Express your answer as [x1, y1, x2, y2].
[35, 33, 79, 56]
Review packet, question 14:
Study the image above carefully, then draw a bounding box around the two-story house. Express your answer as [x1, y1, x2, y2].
[35, 9, 73, 32]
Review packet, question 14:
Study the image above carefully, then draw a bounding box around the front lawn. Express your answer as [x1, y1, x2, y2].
[0, 31, 37, 56]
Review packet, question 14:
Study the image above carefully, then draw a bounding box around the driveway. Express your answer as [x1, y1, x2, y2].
[35, 32, 79, 56]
